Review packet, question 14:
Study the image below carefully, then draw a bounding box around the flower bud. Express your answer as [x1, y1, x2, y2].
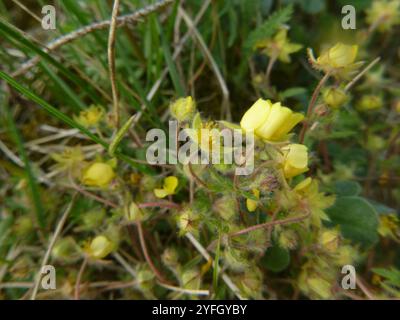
[170, 96, 196, 122]
[357, 95, 383, 111]
[126, 201, 143, 221]
[323, 87, 349, 108]
[52, 237, 81, 262]
[87, 235, 114, 259]
[82, 162, 115, 187]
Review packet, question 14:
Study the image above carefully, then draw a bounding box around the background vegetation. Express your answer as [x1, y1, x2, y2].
[0, 0, 399, 300]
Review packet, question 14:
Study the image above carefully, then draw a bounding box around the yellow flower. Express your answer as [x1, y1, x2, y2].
[246, 189, 260, 212]
[356, 95, 383, 111]
[366, 0, 400, 32]
[311, 43, 360, 78]
[88, 235, 114, 259]
[281, 144, 309, 179]
[317, 43, 358, 69]
[82, 162, 115, 187]
[240, 99, 304, 141]
[170, 96, 196, 122]
[322, 87, 349, 109]
[154, 176, 178, 198]
[255, 29, 302, 63]
[74, 105, 104, 128]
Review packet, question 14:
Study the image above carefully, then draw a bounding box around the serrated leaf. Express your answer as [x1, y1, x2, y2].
[244, 5, 293, 56]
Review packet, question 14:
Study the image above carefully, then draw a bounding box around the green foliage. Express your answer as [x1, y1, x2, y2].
[327, 196, 379, 247]
[261, 245, 291, 272]
[244, 5, 293, 55]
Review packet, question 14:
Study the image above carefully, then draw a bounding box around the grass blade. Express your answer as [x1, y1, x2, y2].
[2, 92, 45, 229]
[0, 70, 154, 175]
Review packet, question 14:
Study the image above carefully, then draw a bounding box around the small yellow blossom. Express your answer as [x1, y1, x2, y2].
[281, 144, 309, 179]
[51, 146, 84, 170]
[246, 189, 260, 212]
[74, 105, 104, 128]
[356, 95, 383, 111]
[87, 235, 114, 259]
[82, 162, 115, 187]
[170, 96, 196, 122]
[317, 43, 358, 69]
[255, 29, 302, 63]
[240, 99, 304, 141]
[154, 176, 178, 198]
[322, 87, 349, 109]
[311, 43, 360, 79]
[366, 0, 400, 32]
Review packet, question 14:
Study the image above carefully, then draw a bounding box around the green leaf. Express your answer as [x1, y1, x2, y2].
[326, 196, 379, 247]
[244, 5, 293, 55]
[334, 180, 362, 197]
[261, 245, 290, 272]
[156, 18, 185, 97]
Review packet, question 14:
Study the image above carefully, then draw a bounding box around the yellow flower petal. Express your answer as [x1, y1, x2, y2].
[89, 235, 114, 259]
[240, 99, 271, 132]
[164, 176, 178, 194]
[154, 188, 169, 199]
[271, 112, 304, 140]
[294, 177, 313, 192]
[82, 162, 115, 187]
[246, 189, 260, 212]
[256, 103, 292, 140]
[282, 144, 309, 179]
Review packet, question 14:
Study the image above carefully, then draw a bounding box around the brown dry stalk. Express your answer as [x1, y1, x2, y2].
[12, 0, 175, 77]
[136, 219, 169, 284]
[299, 72, 331, 143]
[108, 0, 121, 128]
